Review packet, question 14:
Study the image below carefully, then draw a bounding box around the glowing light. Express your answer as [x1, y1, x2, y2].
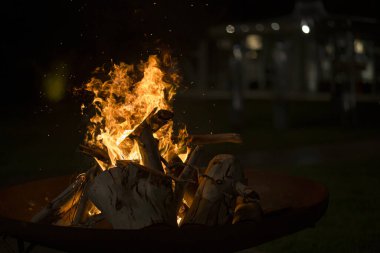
[271, 22, 280, 31]
[226, 24, 235, 34]
[301, 25, 310, 34]
[177, 216, 182, 225]
[43, 74, 66, 102]
[354, 39, 364, 54]
[246, 35, 262, 50]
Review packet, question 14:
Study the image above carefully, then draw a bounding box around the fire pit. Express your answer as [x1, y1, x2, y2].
[0, 170, 328, 252]
[0, 54, 328, 252]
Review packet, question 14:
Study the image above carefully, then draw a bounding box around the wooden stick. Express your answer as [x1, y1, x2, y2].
[147, 109, 174, 132]
[78, 144, 110, 164]
[83, 213, 105, 228]
[79, 132, 243, 163]
[72, 165, 100, 225]
[135, 121, 164, 173]
[88, 162, 177, 229]
[128, 108, 174, 138]
[188, 133, 242, 145]
[31, 174, 86, 224]
[78, 109, 173, 167]
[128, 109, 174, 173]
[166, 154, 185, 177]
[175, 146, 202, 210]
[116, 160, 194, 183]
[181, 154, 250, 226]
[32, 164, 101, 225]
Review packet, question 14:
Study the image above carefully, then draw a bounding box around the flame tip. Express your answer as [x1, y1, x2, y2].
[83, 54, 189, 169]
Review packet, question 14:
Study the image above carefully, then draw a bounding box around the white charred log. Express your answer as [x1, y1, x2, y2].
[175, 146, 202, 211]
[31, 174, 86, 224]
[88, 162, 177, 229]
[135, 121, 164, 173]
[72, 165, 101, 225]
[181, 154, 255, 226]
[31, 164, 101, 225]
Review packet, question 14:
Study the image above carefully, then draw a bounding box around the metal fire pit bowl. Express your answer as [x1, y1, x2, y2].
[0, 170, 328, 252]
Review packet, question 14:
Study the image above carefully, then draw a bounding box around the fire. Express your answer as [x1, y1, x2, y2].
[83, 55, 188, 170]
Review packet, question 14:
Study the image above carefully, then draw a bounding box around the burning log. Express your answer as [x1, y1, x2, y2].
[83, 213, 105, 227]
[87, 109, 199, 229]
[31, 165, 100, 225]
[31, 175, 84, 224]
[33, 112, 252, 228]
[116, 160, 193, 183]
[72, 165, 101, 225]
[166, 154, 185, 177]
[38, 108, 182, 228]
[175, 146, 202, 210]
[87, 108, 182, 229]
[88, 161, 177, 229]
[79, 132, 242, 163]
[181, 154, 255, 226]
[31, 56, 263, 231]
[78, 144, 110, 164]
[146, 109, 174, 132]
[134, 121, 164, 173]
[126, 108, 173, 137]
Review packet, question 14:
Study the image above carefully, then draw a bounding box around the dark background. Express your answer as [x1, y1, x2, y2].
[0, 0, 379, 252]
[1, 0, 378, 105]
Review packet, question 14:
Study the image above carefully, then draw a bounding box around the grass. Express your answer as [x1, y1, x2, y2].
[243, 157, 380, 253]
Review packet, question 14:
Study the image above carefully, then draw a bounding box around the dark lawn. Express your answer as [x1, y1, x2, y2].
[247, 156, 380, 253]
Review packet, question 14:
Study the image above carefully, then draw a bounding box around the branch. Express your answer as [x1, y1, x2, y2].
[78, 144, 110, 164]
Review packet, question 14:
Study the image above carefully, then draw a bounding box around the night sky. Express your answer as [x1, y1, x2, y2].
[0, 0, 378, 106]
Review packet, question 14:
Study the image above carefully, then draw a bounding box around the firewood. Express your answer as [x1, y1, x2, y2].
[175, 146, 202, 210]
[232, 195, 263, 224]
[232, 181, 263, 223]
[72, 165, 101, 225]
[166, 153, 185, 177]
[146, 109, 174, 132]
[78, 144, 110, 164]
[188, 133, 242, 145]
[76, 108, 174, 223]
[79, 132, 242, 164]
[83, 213, 105, 228]
[128, 109, 174, 173]
[116, 160, 194, 183]
[88, 162, 177, 229]
[31, 174, 86, 224]
[127, 108, 173, 138]
[134, 120, 164, 173]
[31, 164, 101, 225]
[181, 154, 255, 226]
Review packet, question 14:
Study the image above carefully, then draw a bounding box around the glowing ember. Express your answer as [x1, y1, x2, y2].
[83, 55, 188, 170]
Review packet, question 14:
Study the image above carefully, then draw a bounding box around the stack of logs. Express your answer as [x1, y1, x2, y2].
[31, 109, 262, 229]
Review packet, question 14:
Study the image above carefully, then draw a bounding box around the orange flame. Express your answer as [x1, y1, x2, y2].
[84, 55, 188, 170]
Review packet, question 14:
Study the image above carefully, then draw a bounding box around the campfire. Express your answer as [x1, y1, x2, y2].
[31, 55, 262, 229]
